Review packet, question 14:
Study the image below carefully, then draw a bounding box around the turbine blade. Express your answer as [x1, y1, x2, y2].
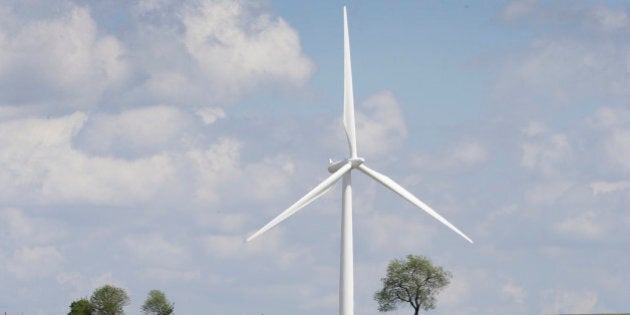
[343, 6, 358, 158]
[246, 162, 352, 242]
[357, 164, 473, 243]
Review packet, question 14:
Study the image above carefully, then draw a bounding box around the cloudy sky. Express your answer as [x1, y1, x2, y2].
[1, 0, 629, 314]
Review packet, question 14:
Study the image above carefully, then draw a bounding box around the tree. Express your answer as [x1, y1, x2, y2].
[90, 285, 130, 315]
[141, 290, 174, 315]
[68, 298, 93, 315]
[374, 255, 451, 315]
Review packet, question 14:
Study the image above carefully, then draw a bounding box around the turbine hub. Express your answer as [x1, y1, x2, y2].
[328, 157, 364, 173]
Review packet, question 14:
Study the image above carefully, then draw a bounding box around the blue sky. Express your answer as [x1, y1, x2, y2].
[1, 0, 629, 314]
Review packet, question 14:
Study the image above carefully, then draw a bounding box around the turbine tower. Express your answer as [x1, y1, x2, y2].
[247, 6, 473, 315]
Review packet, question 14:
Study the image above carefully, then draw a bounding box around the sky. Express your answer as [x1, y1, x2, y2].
[0, 0, 629, 314]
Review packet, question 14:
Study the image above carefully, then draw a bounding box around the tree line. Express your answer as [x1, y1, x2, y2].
[66, 254, 448, 315]
[68, 286, 173, 315]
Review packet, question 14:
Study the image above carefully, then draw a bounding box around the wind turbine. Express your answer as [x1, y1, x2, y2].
[246, 6, 473, 315]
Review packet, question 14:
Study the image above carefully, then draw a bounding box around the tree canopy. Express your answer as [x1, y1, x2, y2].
[374, 255, 451, 315]
[142, 290, 174, 315]
[90, 285, 130, 315]
[68, 298, 93, 315]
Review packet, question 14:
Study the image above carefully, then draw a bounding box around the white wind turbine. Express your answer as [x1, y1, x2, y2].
[246, 6, 473, 315]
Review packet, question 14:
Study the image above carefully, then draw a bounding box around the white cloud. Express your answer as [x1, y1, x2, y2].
[196, 106, 226, 125]
[202, 232, 282, 260]
[502, 283, 526, 304]
[521, 133, 572, 177]
[124, 234, 190, 268]
[57, 271, 123, 298]
[542, 290, 598, 314]
[41, 151, 176, 205]
[494, 37, 630, 108]
[605, 128, 630, 172]
[0, 112, 179, 205]
[355, 90, 407, 160]
[204, 234, 261, 259]
[243, 155, 295, 202]
[188, 138, 296, 206]
[554, 210, 606, 240]
[0, 109, 299, 210]
[187, 138, 242, 205]
[588, 106, 630, 129]
[0, 112, 88, 202]
[524, 181, 573, 206]
[586, 107, 630, 173]
[412, 139, 488, 171]
[0, 208, 66, 244]
[360, 210, 437, 254]
[0, 4, 128, 108]
[203, 229, 313, 268]
[452, 141, 488, 166]
[590, 181, 630, 195]
[144, 268, 201, 283]
[500, 0, 537, 21]
[591, 6, 629, 33]
[181, 0, 314, 100]
[77, 105, 194, 156]
[439, 274, 471, 306]
[6, 246, 64, 279]
[522, 121, 547, 137]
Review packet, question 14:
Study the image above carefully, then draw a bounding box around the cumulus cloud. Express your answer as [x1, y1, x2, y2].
[6, 246, 64, 279]
[590, 6, 629, 33]
[590, 181, 630, 195]
[500, 0, 537, 21]
[588, 106, 630, 129]
[493, 21, 630, 112]
[360, 210, 437, 253]
[177, 0, 314, 102]
[355, 90, 407, 159]
[521, 127, 572, 178]
[0, 208, 66, 244]
[0, 0, 314, 112]
[502, 283, 526, 304]
[57, 271, 126, 298]
[412, 139, 488, 172]
[183, 1, 313, 85]
[124, 234, 190, 268]
[186, 138, 242, 205]
[196, 106, 226, 125]
[524, 181, 573, 206]
[514, 39, 628, 103]
[438, 273, 471, 306]
[76, 105, 194, 156]
[542, 290, 598, 314]
[188, 139, 295, 206]
[604, 129, 630, 172]
[0, 112, 175, 205]
[587, 107, 630, 172]
[144, 268, 201, 283]
[0, 4, 128, 108]
[554, 210, 606, 240]
[0, 108, 299, 211]
[202, 230, 311, 267]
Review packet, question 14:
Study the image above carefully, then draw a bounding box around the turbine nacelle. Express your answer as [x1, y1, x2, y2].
[328, 157, 365, 173]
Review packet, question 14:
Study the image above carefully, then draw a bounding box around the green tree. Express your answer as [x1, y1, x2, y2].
[68, 298, 93, 315]
[374, 255, 451, 315]
[90, 285, 130, 315]
[141, 290, 174, 315]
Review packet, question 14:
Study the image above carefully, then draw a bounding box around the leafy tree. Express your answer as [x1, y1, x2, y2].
[68, 298, 93, 315]
[141, 290, 174, 315]
[90, 285, 130, 315]
[374, 255, 451, 315]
